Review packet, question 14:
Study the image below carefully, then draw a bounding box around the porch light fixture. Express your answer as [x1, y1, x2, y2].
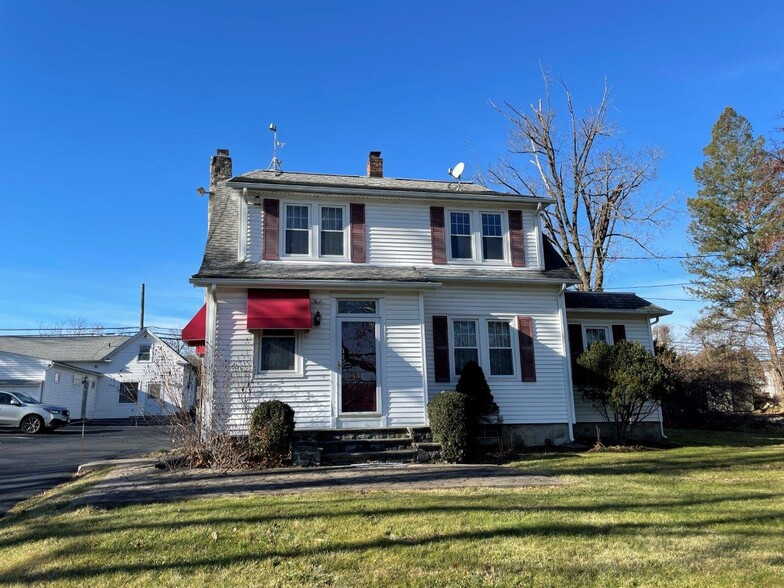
[313, 311, 322, 327]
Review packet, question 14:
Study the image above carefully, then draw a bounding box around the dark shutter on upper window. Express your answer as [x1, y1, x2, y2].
[517, 316, 536, 382]
[430, 206, 447, 265]
[432, 315, 450, 382]
[612, 324, 627, 343]
[508, 210, 526, 267]
[350, 203, 366, 263]
[567, 323, 585, 384]
[262, 199, 280, 260]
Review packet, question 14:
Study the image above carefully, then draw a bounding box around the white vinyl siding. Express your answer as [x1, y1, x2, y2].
[569, 314, 661, 424]
[212, 288, 427, 432]
[424, 285, 570, 425]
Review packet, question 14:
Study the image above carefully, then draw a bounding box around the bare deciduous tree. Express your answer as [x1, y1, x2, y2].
[37, 317, 106, 336]
[484, 71, 669, 291]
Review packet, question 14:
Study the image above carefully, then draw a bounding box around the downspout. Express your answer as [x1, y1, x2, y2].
[557, 283, 576, 442]
[646, 315, 667, 439]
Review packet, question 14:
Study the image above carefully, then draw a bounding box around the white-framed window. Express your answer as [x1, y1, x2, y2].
[487, 320, 514, 376]
[284, 204, 311, 256]
[119, 382, 139, 404]
[147, 383, 161, 400]
[337, 299, 378, 315]
[452, 319, 479, 376]
[585, 327, 609, 348]
[256, 330, 300, 374]
[319, 205, 347, 257]
[449, 211, 474, 260]
[138, 345, 152, 362]
[481, 212, 506, 261]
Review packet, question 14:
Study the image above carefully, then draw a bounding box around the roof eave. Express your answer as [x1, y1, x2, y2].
[565, 307, 673, 317]
[226, 180, 554, 206]
[190, 277, 443, 290]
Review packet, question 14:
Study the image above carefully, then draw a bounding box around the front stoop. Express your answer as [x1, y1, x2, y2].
[292, 427, 441, 466]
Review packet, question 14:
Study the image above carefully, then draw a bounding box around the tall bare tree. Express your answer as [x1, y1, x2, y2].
[485, 72, 668, 291]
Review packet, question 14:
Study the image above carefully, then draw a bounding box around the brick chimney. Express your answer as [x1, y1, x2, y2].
[367, 151, 383, 178]
[210, 148, 232, 190]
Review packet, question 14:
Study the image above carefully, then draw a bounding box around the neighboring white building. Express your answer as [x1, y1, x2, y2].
[185, 149, 671, 445]
[0, 329, 196, 421]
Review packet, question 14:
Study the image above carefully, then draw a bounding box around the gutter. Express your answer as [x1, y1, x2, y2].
[228, 181, 554, 206]
[190, 278, 444, 290]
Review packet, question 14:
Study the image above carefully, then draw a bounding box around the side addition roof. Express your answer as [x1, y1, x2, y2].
[0, 335, 132, 362]
[564, 292, 672, 317]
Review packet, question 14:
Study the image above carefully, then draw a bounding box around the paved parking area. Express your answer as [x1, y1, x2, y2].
[0, 424, 173, 516]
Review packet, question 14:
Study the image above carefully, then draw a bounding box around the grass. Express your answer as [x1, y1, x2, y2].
[1, 429, 783, 587]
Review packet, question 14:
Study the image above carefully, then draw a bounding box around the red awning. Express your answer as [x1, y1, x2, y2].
[182, 304, 206, 346]
[247, 289, 312, 330]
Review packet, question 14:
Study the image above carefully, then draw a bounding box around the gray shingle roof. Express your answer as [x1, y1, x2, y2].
[192, 238, 577, 285]
[229, 169, 527, 197]
[564, 292, 672, 316]
[0, 335, 132, 362]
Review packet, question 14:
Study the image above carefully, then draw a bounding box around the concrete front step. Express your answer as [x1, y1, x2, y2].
[321, 449, 419, 465]
[316, 428, 412, 441]
[320, 438, 415, 453]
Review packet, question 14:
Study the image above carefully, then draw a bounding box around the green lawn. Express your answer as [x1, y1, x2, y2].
[2, 429, 783, 587]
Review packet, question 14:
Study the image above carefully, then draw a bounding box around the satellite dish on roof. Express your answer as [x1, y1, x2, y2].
[448, 162, 465, 180]
[448, 162, 465, 190]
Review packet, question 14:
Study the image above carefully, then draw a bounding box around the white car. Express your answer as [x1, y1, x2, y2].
[0, 390, 70, 434]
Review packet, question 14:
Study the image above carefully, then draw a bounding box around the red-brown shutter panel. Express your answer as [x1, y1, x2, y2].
[430, 206, 447, 265]
[262, 198, 280, 260]
[508, 210, 526, 267]
[350, 203, 366, 263]
[433, 315, 451, 382]
[517, 316, 536, 382]
[612, 324, 627, 343]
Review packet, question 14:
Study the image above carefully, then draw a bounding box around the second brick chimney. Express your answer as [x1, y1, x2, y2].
[367, 151, 383, 178]
[210, 148, 232, 190]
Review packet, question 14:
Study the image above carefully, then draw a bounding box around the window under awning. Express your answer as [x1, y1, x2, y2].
[247, 289, 312, 330]
[182, 304, 206, 346]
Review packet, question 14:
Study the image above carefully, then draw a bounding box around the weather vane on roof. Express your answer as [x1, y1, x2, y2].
[267, 123, 285, 174]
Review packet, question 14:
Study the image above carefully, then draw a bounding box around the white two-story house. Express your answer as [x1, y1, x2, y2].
[185, 150, 671, 446]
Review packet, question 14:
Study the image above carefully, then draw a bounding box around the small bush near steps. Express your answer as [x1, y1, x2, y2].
[249, 400, 295, 466]
[428, 391, 470, 463]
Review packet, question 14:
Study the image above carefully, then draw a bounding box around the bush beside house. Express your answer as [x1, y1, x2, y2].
[249, 400, 296, 466]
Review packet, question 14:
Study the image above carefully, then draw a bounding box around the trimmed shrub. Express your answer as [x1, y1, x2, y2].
[249, 400, 295, 466]
[428, 391, 470, 463]
[455, 361, 499, 423]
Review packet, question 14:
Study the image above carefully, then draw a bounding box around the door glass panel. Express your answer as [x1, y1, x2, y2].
[341, 321, 377, 412]
[337, 300, 377, 314]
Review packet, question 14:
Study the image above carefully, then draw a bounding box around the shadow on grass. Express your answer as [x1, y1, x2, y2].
[3, 506, 784, 584]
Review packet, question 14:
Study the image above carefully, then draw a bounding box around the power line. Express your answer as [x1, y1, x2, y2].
[606, 282, 690, 290]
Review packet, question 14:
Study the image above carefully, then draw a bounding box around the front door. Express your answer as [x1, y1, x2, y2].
[339, 319, 379, 413]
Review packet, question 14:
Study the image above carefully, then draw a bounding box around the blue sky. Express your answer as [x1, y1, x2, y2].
[1, 1, 782, 336]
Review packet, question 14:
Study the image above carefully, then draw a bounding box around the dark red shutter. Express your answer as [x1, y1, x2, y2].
[430, 206, 447, 265]
[433, 315, 450, 382]
[262, 199, 280, 260]
[517, 316, 536, 382]
[612, 324, 627, 343]
[568, 323, 585, 384]
[350, 203, 366, 263]
[508, 210, 526, 267]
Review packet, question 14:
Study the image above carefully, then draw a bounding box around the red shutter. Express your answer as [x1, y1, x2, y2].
[568, 323, 585, 385]
[612, 324, 627, 343]
[517, 316, 536, 382]
[350, 203, 366, 263]
[508, 210, 526, 267]
[262, 199, 280, 261]
[430, 206, 447, 265]
[432, 315, 451, 382]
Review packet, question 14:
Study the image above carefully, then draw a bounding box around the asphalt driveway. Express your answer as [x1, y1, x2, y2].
[0, 423, 173, 516]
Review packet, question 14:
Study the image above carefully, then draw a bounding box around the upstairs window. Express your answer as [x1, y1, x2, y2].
[320, 206, 345, 256]
[285, 205, 310, 255]
[138, 345, 151, 362]
[449, 212, 473, 259]
[481, 213, 505, 261]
